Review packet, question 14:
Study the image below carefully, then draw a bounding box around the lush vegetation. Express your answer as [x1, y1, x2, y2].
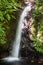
[0, 0, 20, 44]
[0, 0, 43, 54]
[32, 0, 43, 53]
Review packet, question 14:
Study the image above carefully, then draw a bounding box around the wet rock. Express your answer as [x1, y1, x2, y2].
[20, 1, 35, 58]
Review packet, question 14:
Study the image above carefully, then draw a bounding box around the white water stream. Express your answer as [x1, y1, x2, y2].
[11, 3, 32, 57]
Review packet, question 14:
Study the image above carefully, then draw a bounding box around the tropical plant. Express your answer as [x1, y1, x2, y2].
[0, 0, 20, 44]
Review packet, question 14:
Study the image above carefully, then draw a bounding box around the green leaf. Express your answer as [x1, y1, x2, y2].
[6, 14, 11, 21]
[0, 39, 6, 44]
[0, 11, 4, 21]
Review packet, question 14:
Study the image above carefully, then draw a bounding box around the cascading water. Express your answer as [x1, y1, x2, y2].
[11, 2, 32, 57]
[2, 2, 32, 61]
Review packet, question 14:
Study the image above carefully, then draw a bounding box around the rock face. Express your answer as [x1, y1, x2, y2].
[25, 0, 35, 2]
[19, 1, 35, 57]
[19, 1, 43, 63]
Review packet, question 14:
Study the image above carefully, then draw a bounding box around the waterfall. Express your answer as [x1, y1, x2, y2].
[2, 2, 32, 61]
[11, 3, 32, 57]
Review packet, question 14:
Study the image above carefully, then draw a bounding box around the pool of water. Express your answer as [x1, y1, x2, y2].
[0, 58, 43, 65]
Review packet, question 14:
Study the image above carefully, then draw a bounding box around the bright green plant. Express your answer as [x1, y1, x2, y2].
[0, 0, 20, 22]
[0, 0, 20, 44]
[0, 23, 6, 44]
[32, 0, 43, 53]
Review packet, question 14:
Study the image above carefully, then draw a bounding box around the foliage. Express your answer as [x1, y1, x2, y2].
[0, 23, 6, 44]
[0, 0, 20, 44]
[36, 0, 43, 6]
[32, 0, 43, 53]
[33, 6, 43, 20]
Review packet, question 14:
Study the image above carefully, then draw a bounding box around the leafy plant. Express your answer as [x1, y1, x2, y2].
[33, 3, 43, 20]
[0, 0, 20, 44]
[36, 0, 43, 6]
[0, 23, 6, 44]
[32, 0, 43, 53]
